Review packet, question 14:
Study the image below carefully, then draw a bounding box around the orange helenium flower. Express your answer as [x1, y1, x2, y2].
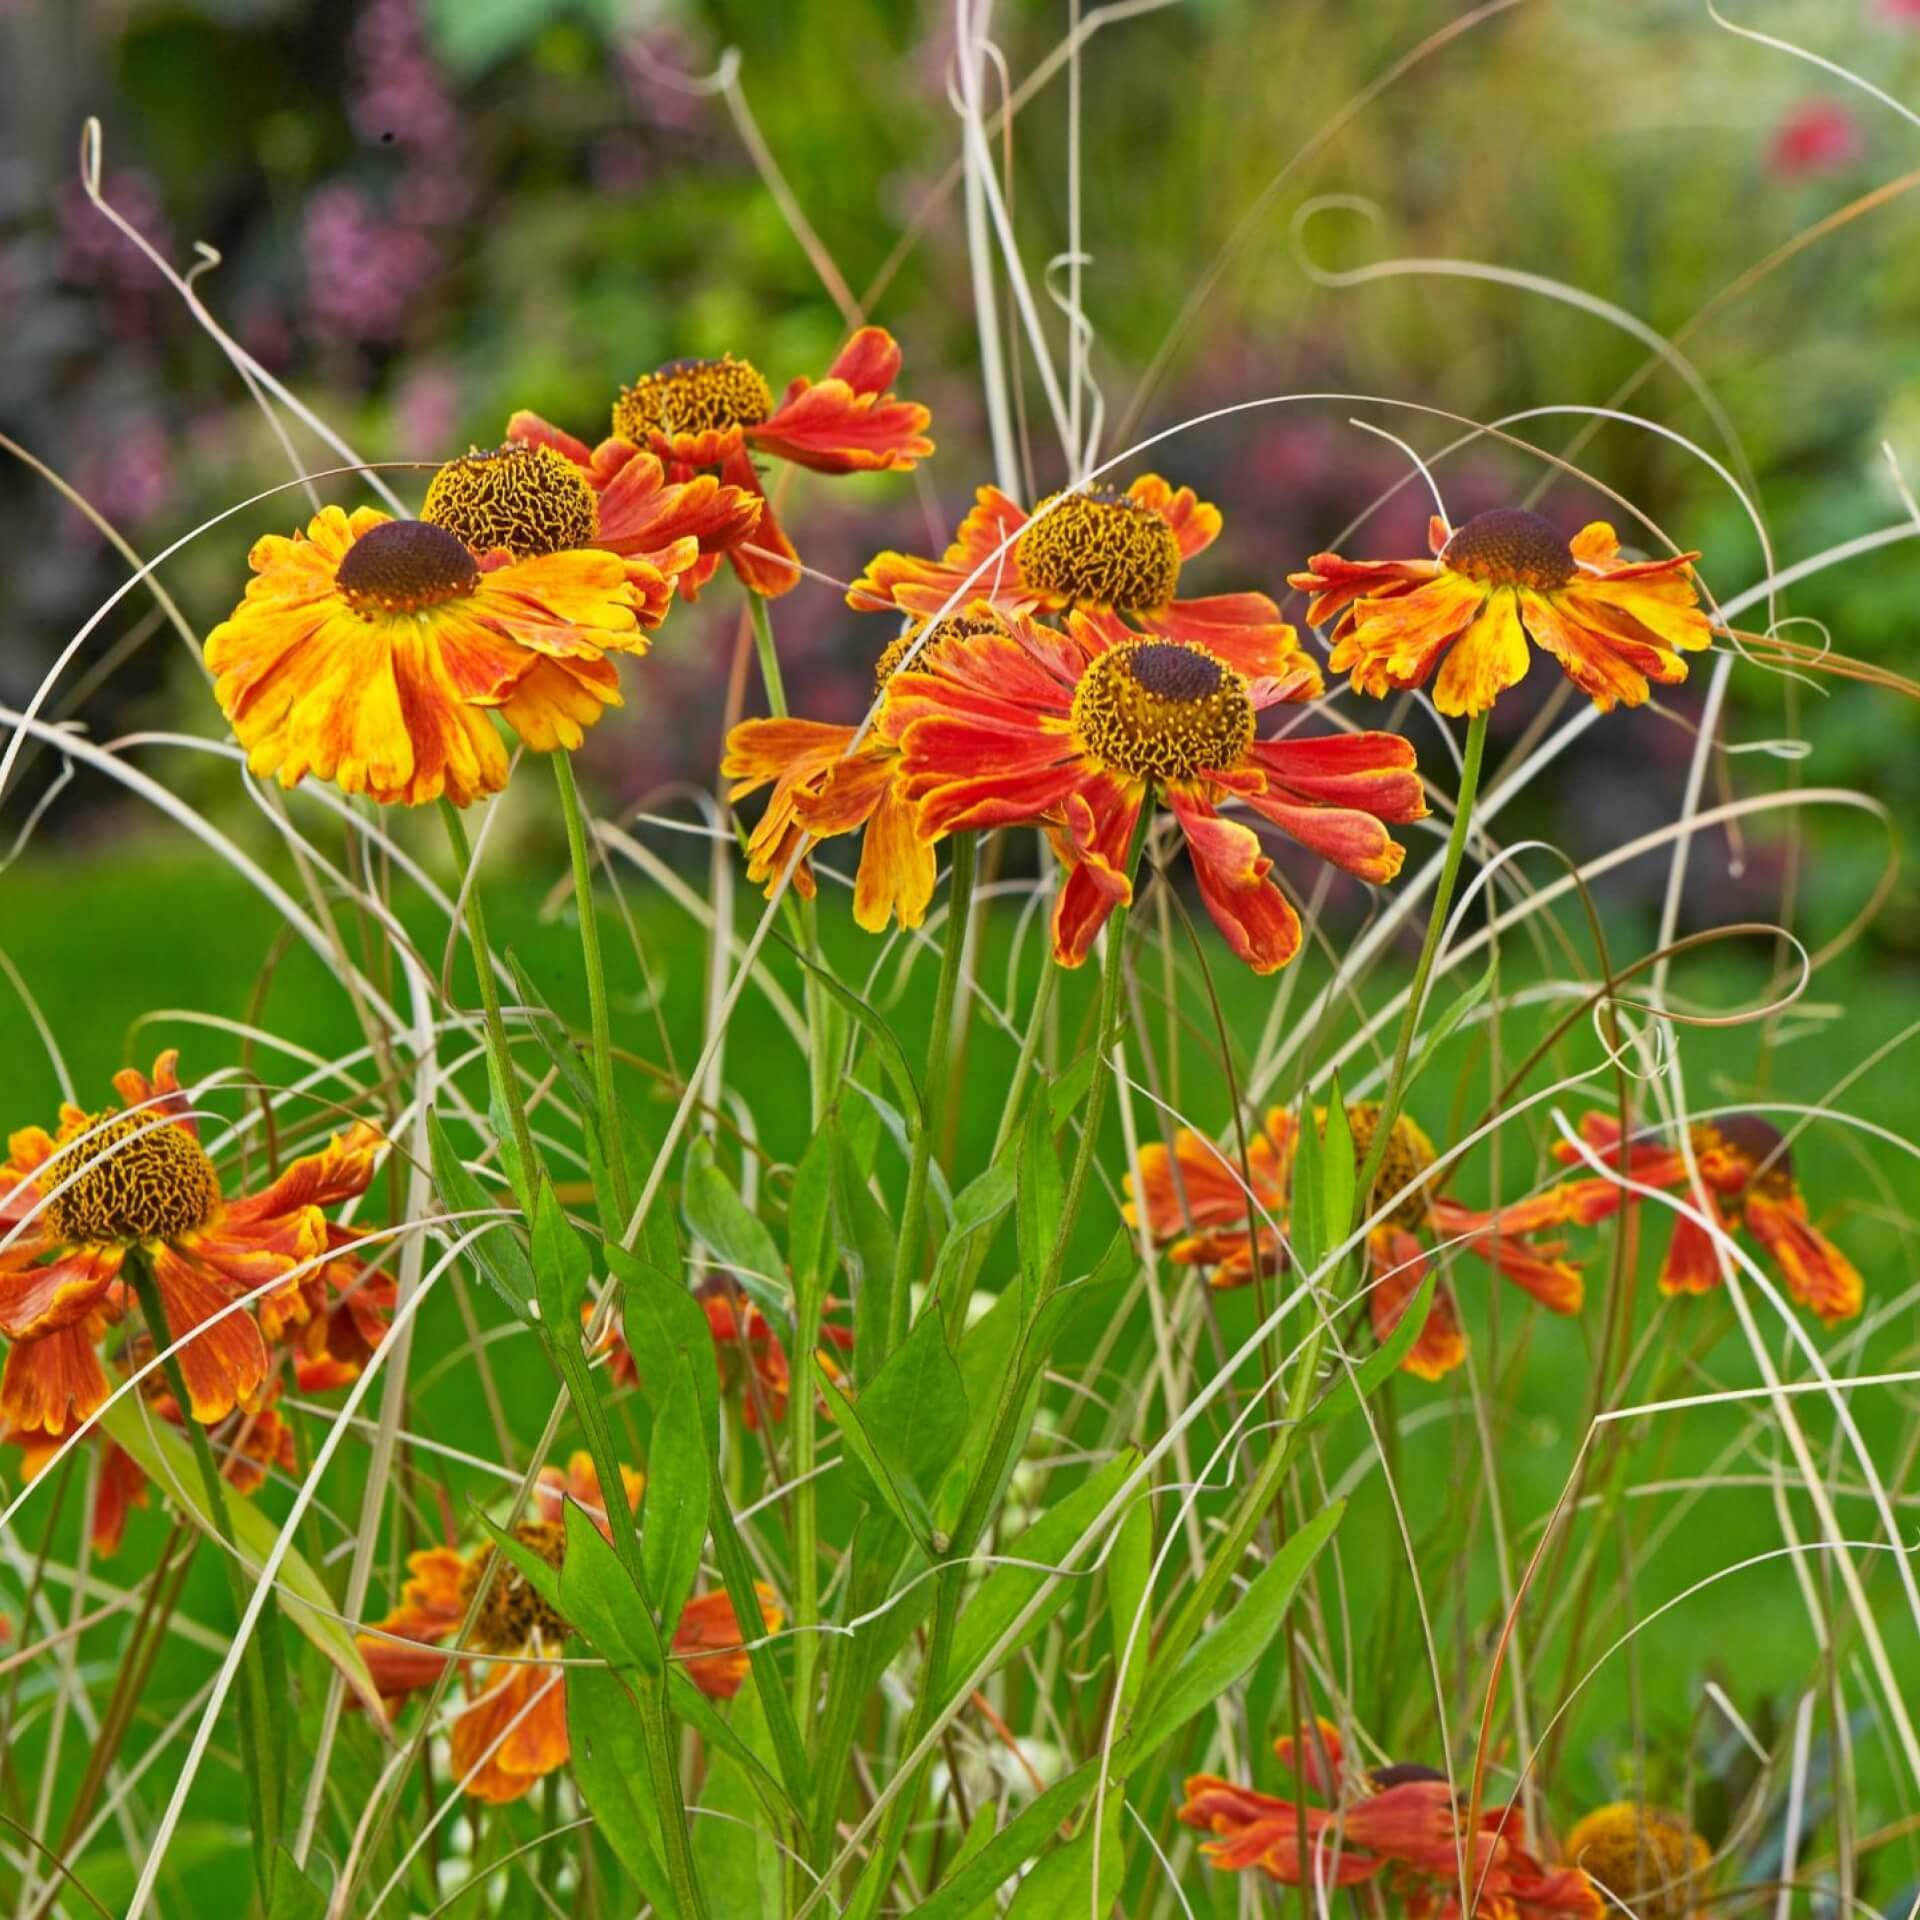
[851, 475, 1295, 657]
[1289, 510, 1712, 716]
[720, 613, 994, 931]
[0, 1051, 383, 1438]
[882, 612, 1425, 974]
[1125, 1104, 1582, 1382]
[359, 1453, 782, 1802]
[1179, 1719, 1602, 1917]
[1547, 1110, 1862, 1325]
[204, 506, 650, 804]
[589, 328, 932, 596]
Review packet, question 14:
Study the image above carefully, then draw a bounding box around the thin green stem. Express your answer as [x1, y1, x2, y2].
[745, 591, 790, 718]
[551, 751, 631, 1216]
[128, 1254, 282, 1899]
[890, 832, 977, 1354]
[440, 800, 537, 1199]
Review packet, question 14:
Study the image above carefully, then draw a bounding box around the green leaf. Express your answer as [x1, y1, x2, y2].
[266, 1845, 330, 1920]
[640, 1354, 709, 1642]
[927, 1161, 1016, 1317]
[97, 1395, 385, 1720]
[787, 1127, 835, 1301]
[427, 1108, 534, 1321]
[532, 1175, 592, 1333]
[506, 951, 597, 1108]
[950, 1451, 1140, 1685]
[1306, 1272, 1436, 1434]
[683, 1138, 789, 1320]
[816, 1365, 933, 1549]
[1319, 1082, 1355, 1255]
[691, 1677, 784, 1914]
[912, 1761, 1099, 1920]
[1005, 1794, 1124, 1919]
[607, 1245, 719, 1448]
[1015, 1094, 1063, 1315]
[471, 1506, 564, 1614]
[559, 1498, 664, 1676]
[1118, 1499, 1344, 1769]
[567, 1664, 682, 1918]
[484, 1047, 532, 1213]
[667, 1671, 797, 1825]
[839, 1307, 968, 1526]
[835, 1124, 897, 1384]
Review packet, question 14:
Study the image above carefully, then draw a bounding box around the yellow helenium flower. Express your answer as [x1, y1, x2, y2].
[1563, 1803, 1709, 1920]
[205, 506, 648, 807]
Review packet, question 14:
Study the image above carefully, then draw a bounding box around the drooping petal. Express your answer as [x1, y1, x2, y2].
[0, 1323, 114, 1437]
[1744, 1188, 1863, 1324]
[1286, 550, 1437, 628]
[222, 1124, 384, 1225]
[1326, 571, 1488, 701]
[495, 654, 623, 754]
[1167, 787, 1301, 975]
[451, 1663, 569, 1803]
[1138, 595, 1313, 686]
[672, 1583, 783, 1700]
[1431, 588, 1532, 716]
[147, 1242, 269, 1426]
[0, 1244, 123, 1341]
[849, 775, 938, 933]
[1048, 771, 1144, 967]
[719, 445, 803, 597]
[1367, 1230, 1467, 1380]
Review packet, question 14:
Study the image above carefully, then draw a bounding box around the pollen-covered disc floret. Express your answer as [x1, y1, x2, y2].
[39, 1110, 220, 1245]
[1070, 639, 1254, 783]
[1440, 508, 1578, 590]
[1565, 1803, 1709, 1920]
[613, 355, 774, 445]
[874, 610, 1010, 693]
[333, 519, 481, 615]
[460, 1520, 571, 1654]
[422, 443, 600, 558]
[1016, 487, 1184, 611]
[1342, 1100, 1439, 1229]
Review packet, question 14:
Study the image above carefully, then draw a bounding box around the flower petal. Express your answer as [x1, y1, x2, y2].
[1167, 787, 1301, 974]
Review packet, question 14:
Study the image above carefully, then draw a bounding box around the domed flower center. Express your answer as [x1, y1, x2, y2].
[1440, 508, 1577, 590]
[1342, 1100, 1438, 1229]
[422, 442, 600, 558]
[1070, 640, 1254, 783]
[613, 355, 774, 447]
[873, 610, 1010, 692]
[1701, 1112, 1794, 1198]
[335, 520, 481, 614]
[1565, 1804, 1708, 1920]
[1016, 487, 1183, 611]
[40, 1109, 220, 1244]
[460, 1519, 572, 1654]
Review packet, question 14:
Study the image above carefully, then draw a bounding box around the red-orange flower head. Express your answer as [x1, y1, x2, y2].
[882, 610, 1425, 976]
[603, 328, 932, 597]
[1125, 1102, 1583, 1382]
[1289, 509, 1713, 717]
[1550, 1109, 1863, 1325]
[0, 1052, 384, 1439]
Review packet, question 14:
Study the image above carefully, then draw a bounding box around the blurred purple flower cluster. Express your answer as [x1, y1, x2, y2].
[301, 0, 465, 347]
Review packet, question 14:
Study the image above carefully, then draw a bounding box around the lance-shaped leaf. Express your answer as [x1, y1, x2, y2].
[532, 1174, 591, 1331]
[640, 1353, 709, 1642]
[559, 1498, 664, 1677]
[427, 1108, 534, 1321]
[683, 1138, 789, 1320]
[1307, 1272, 1437, 1434]
[913, 1762, 1099, 1920]
[567, 1664, 682, 1918]
[1116, 1499, 1344, 1770]
[607, 1245, 719, 1448]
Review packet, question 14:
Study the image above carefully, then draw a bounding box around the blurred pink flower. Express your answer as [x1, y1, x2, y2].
[301, 184, 440, 343]
[1880, 0, 1920, 21]
[67, 423, 172, 544]
[349, 0, 456, 154]
[57, 171, 172, 292]
[1769, 100, 1864, 177]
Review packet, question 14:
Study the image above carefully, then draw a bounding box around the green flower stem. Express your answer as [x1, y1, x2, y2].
[1150, 708, 1492, 1698]
[439, 799, 537, 1200]
[890, 831, 977, 1355]
[746, 589, 790, 719]
[850, 870, 1136, 1919]
[127, 1252, 283, 1897]
[551, 750, 630, 1216]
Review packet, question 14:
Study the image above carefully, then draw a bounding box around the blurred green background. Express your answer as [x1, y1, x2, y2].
[3, 0, 1920, 1907]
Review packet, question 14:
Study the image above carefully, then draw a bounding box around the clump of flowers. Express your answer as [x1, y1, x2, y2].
[359, 1453, 782, 1803]
[1547, 1110, 1863, 1324]
[1127, 1102, 1582, 1379]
